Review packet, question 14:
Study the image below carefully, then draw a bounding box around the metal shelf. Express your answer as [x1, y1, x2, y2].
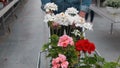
[0, 0, 20, 35]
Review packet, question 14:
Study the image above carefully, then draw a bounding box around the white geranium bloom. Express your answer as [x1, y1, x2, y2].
[55, 12, 69, 26]
[44, 14, 56, 23]
[75, 23, 84, 27]
[74, 15, 85, 24]
[72, 15, 85, 27]
[65, 7, 79, 15]
[44, 2, 58, 12]
[65, 12, 85, 26]
[65, 13, 75, 25]
[83, 22, 93, 30]
[72, 29, 81, 36]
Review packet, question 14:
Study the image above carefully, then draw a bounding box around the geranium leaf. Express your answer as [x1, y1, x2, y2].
[95, 63, 102, 68]
[94, 54, 105, 63]
[103, 62, 118, 68]
[79, 65, 91, 68]
[42, 43, 50, 51]
[87, 57, 97, 64]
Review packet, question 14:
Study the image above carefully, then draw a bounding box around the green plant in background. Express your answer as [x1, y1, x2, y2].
[103, 0, 120, 8]
[102, 56, 120, 68]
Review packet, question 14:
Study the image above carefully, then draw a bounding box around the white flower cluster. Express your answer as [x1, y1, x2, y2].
[44, 2, 58, 12]
[65, 7, 79, 15]
[44, 14, 56, 23]
[55, 12, 69, 26]
[72, 29, 81, 36]
[83, 22, 93, 30]
[76, 22, 93, 30]
[43, 6, 93, 30]
[66, 14, 85, 25]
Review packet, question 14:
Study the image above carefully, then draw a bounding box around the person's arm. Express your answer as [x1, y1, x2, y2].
[41, 0, 51, 11]
[79, 0, 92, 17]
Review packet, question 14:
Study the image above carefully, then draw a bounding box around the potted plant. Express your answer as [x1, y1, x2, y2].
[103, 0, 120, 14]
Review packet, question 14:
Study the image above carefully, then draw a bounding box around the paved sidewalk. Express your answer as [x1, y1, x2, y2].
[0, 0, 49, 68]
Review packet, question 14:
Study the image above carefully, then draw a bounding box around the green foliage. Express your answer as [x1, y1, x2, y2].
[77, 53, 120, 68]
[103, 62, 118, 68]
[103, 0, 120, 8]
[102, 56, 120, 68]
[47, 21, 53, 27]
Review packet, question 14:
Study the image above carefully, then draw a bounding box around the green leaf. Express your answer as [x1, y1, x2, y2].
[95, 64, 102, 68]
[87, 57, 97, 64]
[79, 65, 91, 68]
[48, 21, 53, 27]
[42, 43, 50, 51]
[50, 35, 59, 46]
[94, 54, 105, 63]
[103, 62, 118, 68]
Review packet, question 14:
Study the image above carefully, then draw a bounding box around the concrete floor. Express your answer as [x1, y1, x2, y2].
[0, 0, 49, 68]
[86, 15, 120, 61]
[0, 0, 120, 68]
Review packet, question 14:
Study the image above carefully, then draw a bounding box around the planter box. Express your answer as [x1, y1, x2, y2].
[106, 7, 120, 14]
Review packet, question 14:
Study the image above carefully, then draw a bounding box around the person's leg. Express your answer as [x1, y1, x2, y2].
[90, 10, 95, 23]
[85, 12, 89, 21]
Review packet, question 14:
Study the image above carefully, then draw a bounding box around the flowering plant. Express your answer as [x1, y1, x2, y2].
[42, 33, 111, 68]
[42, 34, 120, 68]
[42, 34, 79, 67]
[55, 12, 69, 26]
[44, 2, 58, 12]
[52, 54, 69, 68]
[44, 13, 56, 27]
[43, 2, 58, 27]
[43, 3, 98, 68]
[42, 24, 98, 68]
[65, 7, 79, 15]
[44, 7, 89, 27]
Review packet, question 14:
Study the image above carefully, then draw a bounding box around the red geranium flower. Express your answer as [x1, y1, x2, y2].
[75, 39, 95, 54]
[75, 39, 89, 51]
[87, 42, 95, 54]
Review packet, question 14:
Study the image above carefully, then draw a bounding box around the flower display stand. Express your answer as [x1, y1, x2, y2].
[39, 2, 120, 68]
[39, 3, 100, 68]
[0, 0, 20, 36]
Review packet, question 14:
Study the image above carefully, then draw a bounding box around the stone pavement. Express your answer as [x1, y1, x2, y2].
[0, 0, 120, 68]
